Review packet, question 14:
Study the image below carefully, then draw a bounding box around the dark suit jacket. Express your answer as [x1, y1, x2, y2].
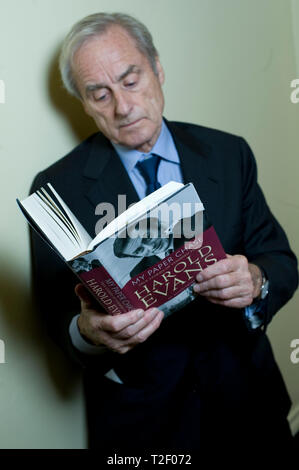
[30, 120, 298, 457]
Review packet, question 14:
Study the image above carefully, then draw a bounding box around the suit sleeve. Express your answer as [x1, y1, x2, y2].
[29, 172, 118, 372]
[238, 137, 298, 329]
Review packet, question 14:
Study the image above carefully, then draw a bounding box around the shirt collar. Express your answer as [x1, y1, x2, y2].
[111, 119, 180, 173]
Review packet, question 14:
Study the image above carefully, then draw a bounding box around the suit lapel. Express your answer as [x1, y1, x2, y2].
[83, 133, 140, 213]
[166, 121, 221, 230]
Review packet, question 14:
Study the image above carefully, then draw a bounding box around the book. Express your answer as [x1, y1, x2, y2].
[17, 181, 226, 317]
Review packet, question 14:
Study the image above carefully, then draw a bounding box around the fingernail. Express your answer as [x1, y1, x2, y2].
[196, 274, 203, 282]
[193, 284, 200, 293]
[137, 309, 144, 318]
[149, 307, 159, 315]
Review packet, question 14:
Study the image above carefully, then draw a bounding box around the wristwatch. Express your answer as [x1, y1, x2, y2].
[260, 271, 269, 300]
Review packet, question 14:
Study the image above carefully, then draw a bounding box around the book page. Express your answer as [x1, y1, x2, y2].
[47, 184, 92, 250]
[20, 195, 82, 260]
[20, 184, 92, 260]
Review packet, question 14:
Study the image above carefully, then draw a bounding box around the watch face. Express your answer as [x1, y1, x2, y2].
[261, 279, 269, 300]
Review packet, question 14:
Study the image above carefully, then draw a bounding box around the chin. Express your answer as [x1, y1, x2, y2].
[125, 135, 148, 147]
[119, 129, 157, 150]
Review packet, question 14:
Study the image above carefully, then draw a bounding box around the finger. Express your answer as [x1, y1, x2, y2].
[98, 311, 164, 354]
[92, 328, 127, 352]
[75, 283, 97, 309]
[112, 308, 163, 340]
[99, 308, 145, 333]
[195, 255, 247, 283]
[194, 276, 253, 298]
[128, 310, 164, 345]
[196, 258, 234, 282]
[197, 285, 245, 300]
[204, 295, 253, 309]
[194, 272, 237, 293]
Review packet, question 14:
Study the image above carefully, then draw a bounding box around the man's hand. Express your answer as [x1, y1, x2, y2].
[193, 254, 262, 309]
[75, 283, 164, 354]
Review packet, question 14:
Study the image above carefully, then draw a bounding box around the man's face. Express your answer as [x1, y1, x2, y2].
[122, 236, 171, 258]
[122, 217, 171, 257]
[73, 26, 165, 153]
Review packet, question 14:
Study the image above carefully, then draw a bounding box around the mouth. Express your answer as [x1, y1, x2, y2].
[119, 118, 143, 128]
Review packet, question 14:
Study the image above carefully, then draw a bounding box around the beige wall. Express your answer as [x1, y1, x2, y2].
[291, 0, 299, 76]
[0, 0, 298, 448]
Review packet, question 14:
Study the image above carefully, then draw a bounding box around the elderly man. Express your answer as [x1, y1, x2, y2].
[30, 12, 298, 460]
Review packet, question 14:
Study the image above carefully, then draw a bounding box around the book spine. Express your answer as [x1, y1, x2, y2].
[73, 265, 136, 315]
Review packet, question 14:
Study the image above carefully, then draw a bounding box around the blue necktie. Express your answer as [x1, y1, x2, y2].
[136, 154, 161, 196]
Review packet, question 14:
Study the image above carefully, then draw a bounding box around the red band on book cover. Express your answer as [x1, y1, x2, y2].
[78, 226, 225, 315]
[79, 267, 134, 315]
[122, 226, 226, 310]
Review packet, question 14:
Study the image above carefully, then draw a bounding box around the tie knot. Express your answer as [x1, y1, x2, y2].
[136, 154, 161, 195]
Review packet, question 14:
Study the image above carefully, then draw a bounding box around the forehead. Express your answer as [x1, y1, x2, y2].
[73, 26, 146, 79]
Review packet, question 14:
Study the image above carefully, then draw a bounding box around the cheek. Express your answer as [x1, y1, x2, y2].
[147, 88, 164, 116]
[139, 81, 162, 109]
[91, 110, 118, 132]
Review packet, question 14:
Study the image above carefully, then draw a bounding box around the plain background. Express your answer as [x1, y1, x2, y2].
[0, 0, 298, 449]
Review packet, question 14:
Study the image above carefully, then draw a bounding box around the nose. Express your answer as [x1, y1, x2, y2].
[139, 241, 151, 257]
[114, 89, 132, 117]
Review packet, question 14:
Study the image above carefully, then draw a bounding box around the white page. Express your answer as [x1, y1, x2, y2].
[47, 184, 92, 250]
[21, 195, 81, 260]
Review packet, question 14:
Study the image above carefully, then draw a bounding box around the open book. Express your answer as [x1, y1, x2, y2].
[17, 182, 226, 317]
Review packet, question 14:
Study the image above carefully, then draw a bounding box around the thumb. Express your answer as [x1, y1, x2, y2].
[74, 283, 95, 308]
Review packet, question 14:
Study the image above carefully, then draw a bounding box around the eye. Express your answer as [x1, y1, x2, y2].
[124, 73, 139, 88]
[94, 89, 110, 102]
[94, 94, 106, 102]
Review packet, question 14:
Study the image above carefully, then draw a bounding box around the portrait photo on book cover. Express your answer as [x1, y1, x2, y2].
[69, 207, 206, 289]
[113, 210, 205, 280]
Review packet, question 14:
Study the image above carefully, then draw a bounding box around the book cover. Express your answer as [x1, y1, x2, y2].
[18, 181, 226, 317]
[68, 184, 226, 317]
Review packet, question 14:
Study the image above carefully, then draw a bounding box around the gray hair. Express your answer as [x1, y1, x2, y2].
[59, 12, 159, 99]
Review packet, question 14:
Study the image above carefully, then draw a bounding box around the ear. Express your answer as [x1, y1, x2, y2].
[155, 58, 165, 85]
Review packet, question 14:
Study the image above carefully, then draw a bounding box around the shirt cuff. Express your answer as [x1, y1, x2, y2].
[69, 315, 124, 384]
[69, 314, 107, 355]
[244, 299, 267, 329]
